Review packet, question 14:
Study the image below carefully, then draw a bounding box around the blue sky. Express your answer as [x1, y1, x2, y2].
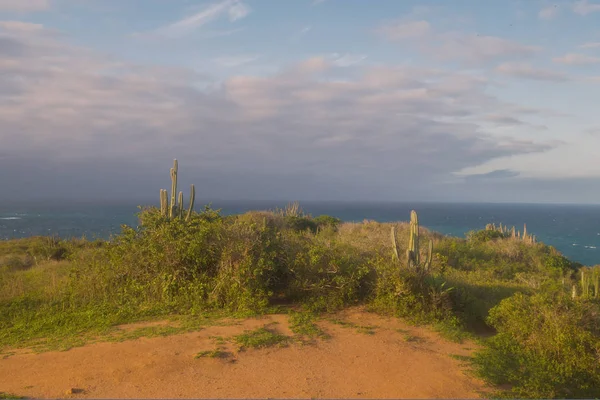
[1, 0, 600, 203]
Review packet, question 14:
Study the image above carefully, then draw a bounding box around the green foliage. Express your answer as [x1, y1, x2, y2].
[473, 290, 600, 398]
[234, 326, 290, 349]
[544, 253, 575, 276]
[312, 215, 342, 229]
[0, 393, 26, 399]
[288, 311, 328, 339]
[467, 229, 507, 242]
[194, 349, 231, 359]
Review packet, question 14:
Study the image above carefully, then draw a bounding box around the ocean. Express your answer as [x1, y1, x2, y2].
[1, 200, 600, 266]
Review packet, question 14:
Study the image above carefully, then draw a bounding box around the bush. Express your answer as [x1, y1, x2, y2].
[473, 290, 600, 398]
[467, 229, 507, 243]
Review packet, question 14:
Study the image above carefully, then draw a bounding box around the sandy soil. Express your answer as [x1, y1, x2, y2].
[0, 308, 490, 399]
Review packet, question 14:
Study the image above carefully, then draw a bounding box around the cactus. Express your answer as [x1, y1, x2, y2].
[406, 210, 433, 271]
[582, 269, 591, 298]
[169, 159, 178, 219]
[159, 159, 196, 221]
[391, 225, 400, 261]
[160, 189, 168, 217]
[186, 184, 195, 222]
[593, 266, 600, 299]
[177, 191, 184, 219]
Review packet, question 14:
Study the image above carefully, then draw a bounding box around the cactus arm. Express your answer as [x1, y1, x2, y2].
[177, 191, 184, 219]
[423, 239, 433, 271]
[169, 159, 178, 219]
[186, 184, 195, 222]
[160, 189, 168, 218]
[391, 226, 400, 261]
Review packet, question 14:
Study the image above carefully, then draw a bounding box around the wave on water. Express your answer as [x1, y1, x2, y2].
[0, 217, 21, 220]
[584, 246, 597, 249]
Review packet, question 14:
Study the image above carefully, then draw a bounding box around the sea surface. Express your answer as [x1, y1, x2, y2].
[1, 200, 600, 266]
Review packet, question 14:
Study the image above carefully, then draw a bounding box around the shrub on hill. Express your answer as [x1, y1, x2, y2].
[473, 289, 600, 398]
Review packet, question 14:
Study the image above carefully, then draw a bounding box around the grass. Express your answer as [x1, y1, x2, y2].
[288, 311, 330, 341]
[449, 354, 473, 362]
[194, 349, 232, 359]
[328, 318, 377, 335]
[402, 333, 424, 343]
[0, 393, 27, 399]
[233, 326, 290, 350]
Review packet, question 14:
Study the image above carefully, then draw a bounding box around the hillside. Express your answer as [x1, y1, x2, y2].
[1, 202, 599, 398]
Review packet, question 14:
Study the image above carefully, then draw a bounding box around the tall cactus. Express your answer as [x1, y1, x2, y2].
[186, 184, 195, 222]
[160, 189, 168, 217]
[406, 210, 433, 271]
[582, 269, 591, 298]
[391, 225, 400, 261]
[169, 159, 178, 219]
[177, 191, 184, 219]
[593, 267, 599, 299]
[159, 159, 196, 221]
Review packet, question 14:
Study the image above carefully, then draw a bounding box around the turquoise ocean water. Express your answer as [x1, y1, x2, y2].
[1, 200, 599, 266]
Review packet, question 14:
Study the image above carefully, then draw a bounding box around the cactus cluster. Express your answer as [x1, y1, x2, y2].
[486, 222, 536, 244]
[576, 267, 600, 299]
[391, 210, 433, 272]
[159, 159, 195, 221]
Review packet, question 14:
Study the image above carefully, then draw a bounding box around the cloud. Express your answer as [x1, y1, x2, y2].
[212, 54, 259, 67]
[578, 42, 600, 49]
[539, 4, 559, 19]
[290, 25, 312, 41]
[329, 53, 367, 67]
[463, 169, 520, 182]
[380, 20, 539, 65]
[495, 62, 569, 81]
[573, 0, 600, 15]
[0, 22, 557, 202]
[553, 53, 600, 65]
[585, 127, 600, 135]
[378, 20, 431, 40]
[155, 0, 250, 38]
[0, 0, 49, 12]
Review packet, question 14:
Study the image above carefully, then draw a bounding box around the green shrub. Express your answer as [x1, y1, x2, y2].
[467, 229, 507, 243]
[473, 290, 600, 398]
[369, 256, 457, 325]
[313, 215, 342, 230]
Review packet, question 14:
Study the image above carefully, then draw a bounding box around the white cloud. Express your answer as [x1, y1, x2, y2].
[0, 0, 49, 12]
[539, 4, 559, 20]
[0, 20, 45, 32]
[378, 20, 431, 40]
[212, 54, 259, 67]
[553, 53, 600, 65]
[156, 0, 250, 38]
[579, 42, 600, 48]
[329, 53, 367, 67]
[495, 62, 569, 81]
[380, 20, 539, 65]
[573, 0, 600, 15]
[0, 21, 559, 201]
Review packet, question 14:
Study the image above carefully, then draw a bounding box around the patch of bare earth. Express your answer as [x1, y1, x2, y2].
[0, 308, 491, 399]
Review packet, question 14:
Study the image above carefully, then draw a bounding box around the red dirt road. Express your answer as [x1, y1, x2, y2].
[0, 309, 490, 399]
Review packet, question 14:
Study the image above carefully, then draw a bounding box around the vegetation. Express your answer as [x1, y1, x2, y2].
[1, 160, 599, 398]
[234, 326, 290, 350]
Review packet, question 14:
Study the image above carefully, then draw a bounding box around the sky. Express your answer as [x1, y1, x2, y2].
[1, 0, 600, 204]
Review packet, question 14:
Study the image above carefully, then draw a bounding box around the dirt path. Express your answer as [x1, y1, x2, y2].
[0, 309, 490, 399]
